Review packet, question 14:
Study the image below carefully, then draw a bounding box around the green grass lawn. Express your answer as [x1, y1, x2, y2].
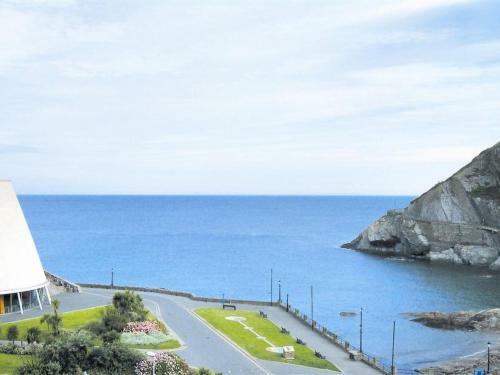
[126, 339, 181, 350]
[0, 354, 26, 375]
[195, 308, 339, 372]
[0, 306, 107, 340]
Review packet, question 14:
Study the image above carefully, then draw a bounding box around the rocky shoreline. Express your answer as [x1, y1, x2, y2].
[403, 309, 500, 331]
[420, 346, 500, 375]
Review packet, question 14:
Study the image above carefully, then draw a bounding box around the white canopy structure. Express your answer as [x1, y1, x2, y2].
[0, 180, 50, 315]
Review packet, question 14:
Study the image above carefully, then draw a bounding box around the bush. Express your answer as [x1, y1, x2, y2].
[16, 331, 143, 374]
[17, 359, 62, 375]
[0, 342, 35, 355]
[7, 325, 19, 343]
[85, 343, 144, 374]
[27, 327, 42, 344]
[37, 331, 93, 374]
[112, 291, 148, 322]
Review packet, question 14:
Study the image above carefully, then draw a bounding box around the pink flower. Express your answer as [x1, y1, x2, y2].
[123, 321, 161, 334]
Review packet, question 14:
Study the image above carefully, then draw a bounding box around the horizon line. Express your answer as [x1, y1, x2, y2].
[18, 193, 416, 197]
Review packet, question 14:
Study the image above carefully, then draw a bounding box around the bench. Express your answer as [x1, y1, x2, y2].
[281, 327, 290, 335]
[296, 337, 306, 345]
[259, 311, 268, 319]
[222, 304, 236, 310]
[348, 349, 362, 361]
[315, 351, 326, 359]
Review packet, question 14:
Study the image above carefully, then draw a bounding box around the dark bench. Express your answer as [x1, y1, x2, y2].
[223, 304, 236, 310]
[259, 311, 268, 319]
[315, 351, 326, 359]
[281, 327, 290, 335]
[296, 337, 306, 345]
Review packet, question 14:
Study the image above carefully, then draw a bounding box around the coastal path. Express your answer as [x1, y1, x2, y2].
[1, 288, 381, 374]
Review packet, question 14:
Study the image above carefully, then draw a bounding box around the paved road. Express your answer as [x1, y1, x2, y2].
[85, 289, 380, 375]
[1, 288, 381, 374]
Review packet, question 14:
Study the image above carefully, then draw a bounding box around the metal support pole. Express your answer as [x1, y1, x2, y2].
[310, 285, 314, 330]
[111, 268, 114, 288]
[35, 288, 43, 310]
[360, 307, 363, 353]
[487, 341, 491, 374]
[270, 268, 273, 306]
[17, 292, 23, 315]
[391, 321, 396, 375]
[44, 285, 52, 305]
[286, 293, 289, 312]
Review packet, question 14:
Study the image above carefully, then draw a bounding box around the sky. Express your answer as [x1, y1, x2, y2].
[1, 0, 499, 195]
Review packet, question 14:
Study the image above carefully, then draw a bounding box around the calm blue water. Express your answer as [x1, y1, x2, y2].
[19, 196, 500, 369]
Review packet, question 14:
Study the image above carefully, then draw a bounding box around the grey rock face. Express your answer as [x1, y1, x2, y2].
[490, 257, 500, 271]
[343, 142, 500, 270]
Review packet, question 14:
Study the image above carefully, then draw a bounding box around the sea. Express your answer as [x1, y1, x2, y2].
[19, 195, 500, 370]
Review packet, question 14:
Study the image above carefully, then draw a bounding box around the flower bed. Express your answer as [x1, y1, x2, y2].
[135, 352, 190, 375]
[124, 321, 161, 334]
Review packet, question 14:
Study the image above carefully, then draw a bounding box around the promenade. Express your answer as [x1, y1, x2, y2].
[1, 288, 381, 375]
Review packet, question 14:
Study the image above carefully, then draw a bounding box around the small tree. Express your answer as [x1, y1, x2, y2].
[40, 313, 51, 331]
[112, 291, 148, 321]
[27, 327, 42, 344]
[7, 325, 19, 344]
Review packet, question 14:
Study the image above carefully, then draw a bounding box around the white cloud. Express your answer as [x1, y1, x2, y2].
[0, 0, 497, 194]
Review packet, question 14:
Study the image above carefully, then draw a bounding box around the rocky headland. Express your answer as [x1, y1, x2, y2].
[343, 141, 500, 270]
[403, 308, 500, 331]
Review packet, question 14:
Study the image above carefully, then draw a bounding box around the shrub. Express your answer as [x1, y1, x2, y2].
[17, 331, 142, 374]
[27, 327, 42, 344]
[101, 329, 121, 343]
[0, 342, 35, 355]
[112, 291, 148, 322]
[37, 331, 93, 373]
[85, 343, 144, 374]
[7, 325, 19, 344]
[17, 358, 62, 375]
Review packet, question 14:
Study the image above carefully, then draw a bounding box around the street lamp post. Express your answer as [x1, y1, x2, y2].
[391, 321, 396, 375]
[147, 351, 156, 375]
[487, 341, 491, 374]
[111, 268, 114, 288]
[270, 268, 273, 306]
[286, 293, 289, 312]
[278, 280, 281, 303]
[359, 307, 363, 353]
[310, 285, 314, 330]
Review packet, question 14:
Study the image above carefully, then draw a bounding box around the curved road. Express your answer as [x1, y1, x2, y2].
[1, 288, 381, 375]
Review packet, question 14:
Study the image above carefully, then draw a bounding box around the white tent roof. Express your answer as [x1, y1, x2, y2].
[0, 181, 48, 294]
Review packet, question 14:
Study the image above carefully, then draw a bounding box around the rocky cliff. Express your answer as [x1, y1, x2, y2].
[342, 142, 500, 270]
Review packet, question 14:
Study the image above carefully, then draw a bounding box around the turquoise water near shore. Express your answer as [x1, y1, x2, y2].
[20, 195, 500, 369]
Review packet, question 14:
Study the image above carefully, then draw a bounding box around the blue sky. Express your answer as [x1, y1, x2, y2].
[0, 0, 499, 195]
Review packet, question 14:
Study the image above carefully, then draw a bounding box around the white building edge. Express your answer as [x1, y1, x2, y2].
[0, 180, 51, 315]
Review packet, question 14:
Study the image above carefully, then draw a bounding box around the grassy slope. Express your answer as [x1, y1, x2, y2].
[0, 354, 25, 375]
[0, 306, 107, 340]
[196, 308, 339, 372]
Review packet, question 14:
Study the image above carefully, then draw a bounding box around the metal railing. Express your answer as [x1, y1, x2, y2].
[279, 301, 418, 375]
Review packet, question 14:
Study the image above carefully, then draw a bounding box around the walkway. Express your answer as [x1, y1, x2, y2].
[1, 288, 381, 374]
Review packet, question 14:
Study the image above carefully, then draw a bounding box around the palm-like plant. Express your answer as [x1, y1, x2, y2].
[40, 314, 51, 331]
